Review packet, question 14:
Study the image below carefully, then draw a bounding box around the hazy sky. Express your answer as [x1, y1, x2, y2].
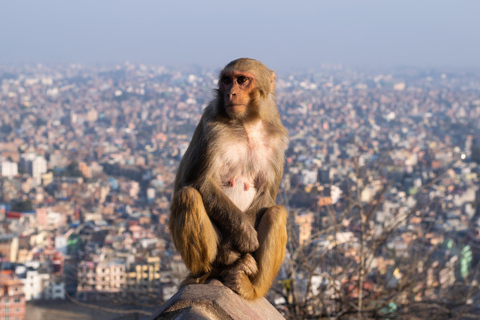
[1, 0, 479, 70]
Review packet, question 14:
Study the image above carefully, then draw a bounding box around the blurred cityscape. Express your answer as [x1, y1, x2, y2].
[1, 62, 480, 319]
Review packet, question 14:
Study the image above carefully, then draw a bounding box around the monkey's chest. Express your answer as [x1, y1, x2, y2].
[217, 142, 273, 212]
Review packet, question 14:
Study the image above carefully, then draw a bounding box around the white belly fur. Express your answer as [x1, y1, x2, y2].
[217, 120, 275, 212]
[221, 176, 256, 212]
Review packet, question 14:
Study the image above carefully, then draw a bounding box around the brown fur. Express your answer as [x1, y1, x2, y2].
[169, 58, 288, 300]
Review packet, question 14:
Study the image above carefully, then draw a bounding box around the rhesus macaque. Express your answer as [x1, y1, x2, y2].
[169, 58, 288, 300]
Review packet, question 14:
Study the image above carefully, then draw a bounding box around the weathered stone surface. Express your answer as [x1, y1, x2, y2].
[147, 280, 284, 320]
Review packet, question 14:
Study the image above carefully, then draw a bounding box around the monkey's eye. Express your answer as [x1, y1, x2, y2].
[237, 76, 248, 84]
[221, 77, 232, 85]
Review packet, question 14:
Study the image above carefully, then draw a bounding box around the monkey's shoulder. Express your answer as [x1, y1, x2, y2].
[198, 107, 286, 169]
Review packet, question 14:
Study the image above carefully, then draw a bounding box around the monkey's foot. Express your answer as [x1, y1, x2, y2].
[231, 253, 258, 276]
[180, 272, 211, 287]
[223, 269, 256, 300]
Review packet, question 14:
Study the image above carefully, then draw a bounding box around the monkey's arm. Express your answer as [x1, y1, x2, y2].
[245, 184, 276, 227]
[178, 121, 247, 232]
[176, 119, 258, 253]
[199, 179, 247, 231]
[246, 161, 284, 226]
[198, 179, 259, 253]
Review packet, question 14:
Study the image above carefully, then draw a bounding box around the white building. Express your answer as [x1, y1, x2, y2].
[331, 185, 343, 204]
[43, 279, 65, 300]
[22, 270, 46, 300]
[20, 153, 47, 185]
[301, 169, 318, 185]
[55, 235, 68, 255]
[76, 261, 126, 301]
[0, 160, 18, 178]
[16, 262, 65, 301]
[20, 270, 65, 301]
[32, 156, 47, 185]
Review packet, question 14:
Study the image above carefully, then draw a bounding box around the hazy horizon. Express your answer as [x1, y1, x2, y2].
[1, 0, 479, 71]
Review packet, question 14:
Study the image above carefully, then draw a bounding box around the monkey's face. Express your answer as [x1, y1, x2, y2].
[219, 70, 256, 119]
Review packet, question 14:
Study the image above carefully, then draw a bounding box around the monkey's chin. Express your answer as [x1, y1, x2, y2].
[226, 105, 247, 118]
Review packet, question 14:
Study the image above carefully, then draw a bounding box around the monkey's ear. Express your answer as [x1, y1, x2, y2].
[269, 72, 277, 94]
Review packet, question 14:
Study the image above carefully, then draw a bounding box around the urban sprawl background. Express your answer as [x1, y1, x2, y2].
[1, 63, 480, 319]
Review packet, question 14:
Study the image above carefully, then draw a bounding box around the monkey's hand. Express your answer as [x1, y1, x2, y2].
[235, 222, 259, 253]
[237, 253, 258, 276]
[216, 240, 241, 266]
[222, 253, 258, 278]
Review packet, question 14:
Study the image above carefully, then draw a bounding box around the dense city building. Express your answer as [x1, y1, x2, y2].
[0, 63, 480, 317]
[0, 273, 26, 320]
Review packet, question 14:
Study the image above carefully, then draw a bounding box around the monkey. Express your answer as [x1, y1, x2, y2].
[169, 58, 288, 300]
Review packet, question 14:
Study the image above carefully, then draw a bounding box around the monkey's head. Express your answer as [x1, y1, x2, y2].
[217, 58, 276, 121]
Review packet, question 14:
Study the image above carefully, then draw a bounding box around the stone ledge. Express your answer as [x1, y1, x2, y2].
[147, 280, 284, 320]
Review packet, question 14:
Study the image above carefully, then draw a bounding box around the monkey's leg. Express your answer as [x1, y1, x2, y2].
[171, 186, 219, 276]
[223, 205, 287, 300]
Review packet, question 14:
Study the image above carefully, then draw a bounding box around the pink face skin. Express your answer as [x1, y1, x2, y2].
[220, 71, 255, 117]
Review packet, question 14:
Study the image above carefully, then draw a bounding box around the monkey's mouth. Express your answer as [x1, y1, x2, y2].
[226, 103, 247, 111]
[226, 104, 247, 115]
